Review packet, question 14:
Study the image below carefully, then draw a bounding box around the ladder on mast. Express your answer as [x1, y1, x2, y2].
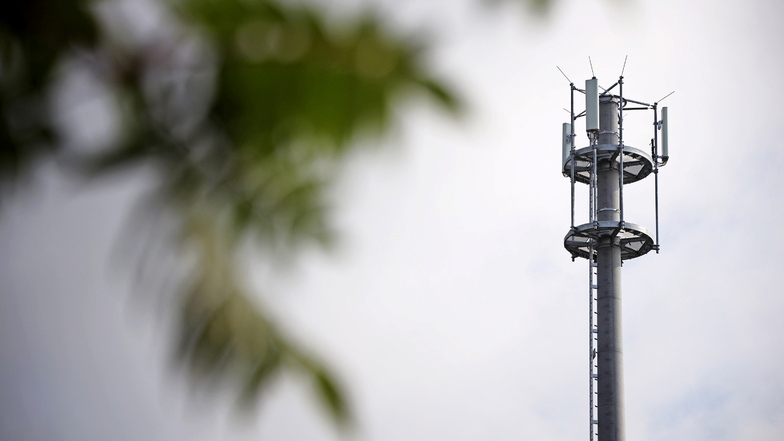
[589, 247, 599, 441]
[588, 137, 599, 441]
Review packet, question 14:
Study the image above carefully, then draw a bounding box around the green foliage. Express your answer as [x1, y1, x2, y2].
[0, 0, 460, 426]
[1, 0, 556, 428]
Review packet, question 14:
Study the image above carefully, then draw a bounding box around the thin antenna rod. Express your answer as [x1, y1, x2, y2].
[653, 104, 660, 252]
[557, 66, 573, 84]
[620, 55, 628, 77]
[570, 84, 576, 230]
[656, 91, 675, 104]
[589, 57, 595, 78]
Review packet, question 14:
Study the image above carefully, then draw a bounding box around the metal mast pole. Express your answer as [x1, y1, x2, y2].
[562, 71, 665, 441]
[596, 96, 625, 441]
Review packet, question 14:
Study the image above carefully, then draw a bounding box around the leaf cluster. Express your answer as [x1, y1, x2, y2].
[0, 0, 458, 425]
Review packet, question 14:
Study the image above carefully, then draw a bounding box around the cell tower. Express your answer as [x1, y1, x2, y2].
[560, 70, 669, 441]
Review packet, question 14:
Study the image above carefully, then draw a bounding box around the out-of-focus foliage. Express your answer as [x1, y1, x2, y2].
[0, 0, 459, 426]
[1, 0, 555, 428]
[0, 0, 97, 186]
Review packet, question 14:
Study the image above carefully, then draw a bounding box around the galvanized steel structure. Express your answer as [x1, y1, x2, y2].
[561, 73, 669, 441]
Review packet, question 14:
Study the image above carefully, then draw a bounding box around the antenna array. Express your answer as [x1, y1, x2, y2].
[559, 69, 670, 441]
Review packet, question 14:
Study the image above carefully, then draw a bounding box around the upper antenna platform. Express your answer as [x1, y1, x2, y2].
[561, 73, 671, 260]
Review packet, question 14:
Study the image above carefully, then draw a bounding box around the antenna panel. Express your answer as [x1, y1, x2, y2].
[562, 123, 572, 167]
[661, 107, 669, 159]
[585, 78, 599, 132]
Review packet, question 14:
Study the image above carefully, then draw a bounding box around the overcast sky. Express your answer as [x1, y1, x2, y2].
[2, 0, 784, 440]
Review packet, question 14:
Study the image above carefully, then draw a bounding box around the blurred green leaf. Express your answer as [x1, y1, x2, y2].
[313, 367, 350, 425]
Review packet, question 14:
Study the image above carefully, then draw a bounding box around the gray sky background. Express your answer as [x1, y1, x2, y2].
[2, 0, 784, 440]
